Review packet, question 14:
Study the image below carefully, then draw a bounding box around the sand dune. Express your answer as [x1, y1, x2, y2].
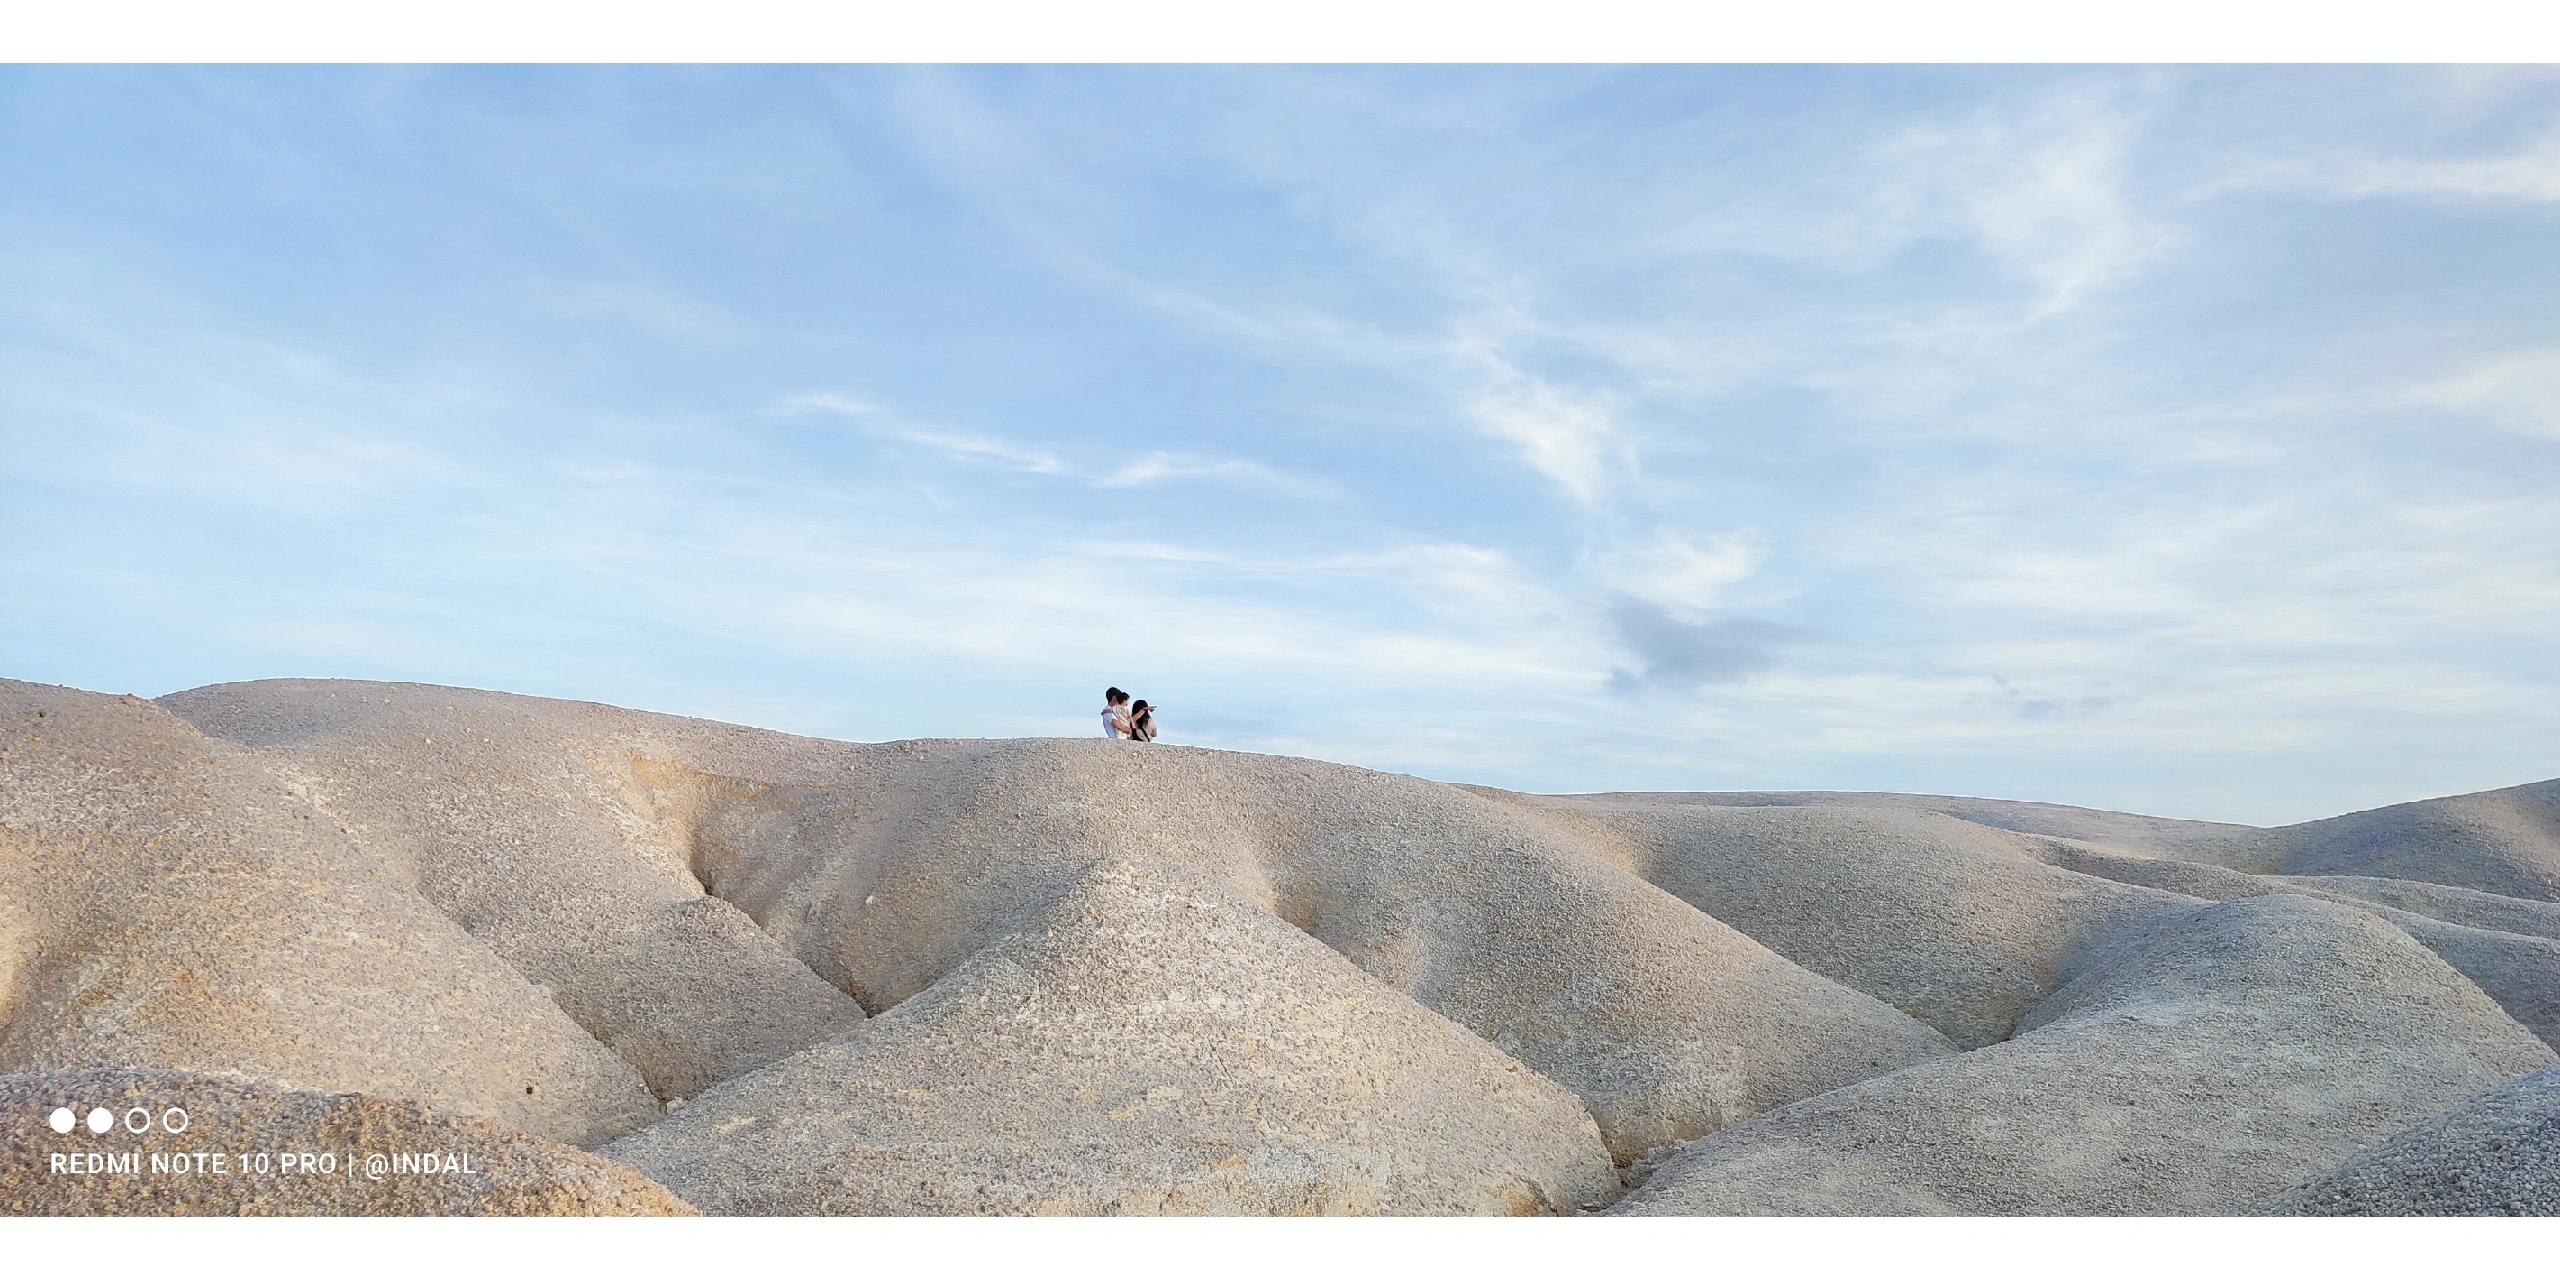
[2143, 779, 2560, 900]
[2257, 780, 2560, 901]
[1611, 896, 2555, 1214]
[7, 673, 2557, 1215]
[161, 680, 1953, 1163]
[2258, 1064, 2560, 1215]
[1602, 780, 2560, 902]
[0, 681, 659, 1145]
[649, 735, 1957, 1162]
[603, 859, 1618, 1215]
[2027, 841, 2560, 1048]
[1573, 790, 2255, 849]
[1513, 799, 2203, 1048]
[158, 680, 868, 1102]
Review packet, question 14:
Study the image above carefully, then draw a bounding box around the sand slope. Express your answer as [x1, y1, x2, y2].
[163, 680, 1954, 1163]
[2238, 780, 2560, 902]
[157, 681, 868, 1102]
[1601, 780, 2560, 903]
[1, 1069, 692, 1215]
[1526, 799, 2200, 1048]
[660, 736, 1957, 1161]
[1552, 791, 2560, 1055]
[2032, 843, 2560, 1049]
[1611, 896, 2556, 1214]
[2257, 1064, 2560, 1215]
[0, 681, 659, 1145]
[1574, 790, 2255, 848]
[604, 860, 1619, 1215]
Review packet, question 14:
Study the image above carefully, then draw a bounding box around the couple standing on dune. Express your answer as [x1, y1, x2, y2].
[1100, 687, 1160, 743]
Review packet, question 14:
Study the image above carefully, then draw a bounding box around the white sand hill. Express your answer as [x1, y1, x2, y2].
[1608, 896, 2550, 1214]
[601, 859, 1620, 1214]
[5, 674, 2556, 1215]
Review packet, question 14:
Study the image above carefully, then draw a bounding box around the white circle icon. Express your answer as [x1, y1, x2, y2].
[85, 1107, 112, 1134]
[49, 1107, 75, 1134]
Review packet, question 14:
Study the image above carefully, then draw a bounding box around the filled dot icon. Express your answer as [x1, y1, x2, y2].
[49, 1107, 75, 1134]
[86, 1107, 112, 1134]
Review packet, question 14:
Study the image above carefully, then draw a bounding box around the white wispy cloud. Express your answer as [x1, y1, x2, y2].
[1456, 356, 1633, 507]
[2413, 350, 2560, 439]
[0, 261, 482, 512]
[2235, 125, 2560, 206]
[1874, 84, 2180, 315]
[888, 427, 1068, 475]
[783, 392, 1326, 493]
[1097, 452, 1337, 496]
[522, 277, 750, 344]
[1584, 529, 1771, 610]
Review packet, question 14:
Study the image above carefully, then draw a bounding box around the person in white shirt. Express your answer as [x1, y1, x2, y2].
[1100, 687, 1133, 739]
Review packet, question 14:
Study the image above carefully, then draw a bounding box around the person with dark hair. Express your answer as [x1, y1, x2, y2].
[1127, 699, 1159, 743]
[1100, 687, 1133, 740]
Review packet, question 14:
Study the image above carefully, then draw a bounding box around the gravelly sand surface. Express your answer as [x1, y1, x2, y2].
[158, 680, 868, 1103]
[6, 673, 2555, 1214]
[1513, 798, 2204, 1048]
[1610, 896, 2554, 1214]
[604, 859, 1619, 1215]
[2257, 1064, 2560, 1215]
[1, 681, 659, 1146]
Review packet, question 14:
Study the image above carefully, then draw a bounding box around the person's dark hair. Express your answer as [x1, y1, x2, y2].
[1130, 700, 1150, 713]
[1105, 687, 1128, 705]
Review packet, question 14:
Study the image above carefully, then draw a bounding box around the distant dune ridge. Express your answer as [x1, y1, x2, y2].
[3, 676, 2556, 1215]
[1610, 895, 2549, 1214]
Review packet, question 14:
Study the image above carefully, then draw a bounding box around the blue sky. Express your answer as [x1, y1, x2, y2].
[4, 65, 2556, 824]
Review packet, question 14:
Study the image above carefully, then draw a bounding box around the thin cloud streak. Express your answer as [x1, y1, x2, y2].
[782, 392, 1328, 493]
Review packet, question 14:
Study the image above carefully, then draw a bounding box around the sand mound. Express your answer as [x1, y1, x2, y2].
[672, 738, 1956, 1161]
[1611, 896, 2557, 1214]
[2278, 876, 2560, 941]
[1527, 799, 2199, 1048]
[2171, 780, 2560, 901]
[158, 680, 868, 1101]
[0, 681, 659, 1145]
[1576, 790, 2255, 848]
[603, 860, 1618, 1215]
[1, 1069, 692, 1215]
[2276, 781, 2560, 901]
[2257, 1065, 2560, 1215]
[1611, 781, 2560, 906]
[2032, 844, 2560, 1049]
[2376, 918, 2560, 1052]
[166, 680, 1955, 1163]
